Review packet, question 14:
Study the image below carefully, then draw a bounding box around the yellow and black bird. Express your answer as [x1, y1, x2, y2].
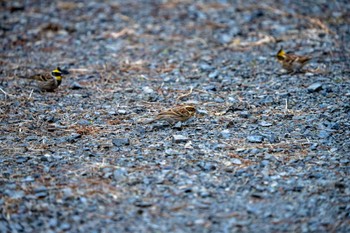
[276, 48, 311, 74]
[18, 67, 69, 92]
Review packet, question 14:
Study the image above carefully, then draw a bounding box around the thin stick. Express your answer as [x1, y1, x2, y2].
[176, 87, 193, 103]
[0, 87, 9, 97]
[28, 89, 33, 99]
[285, 98, 288, 111]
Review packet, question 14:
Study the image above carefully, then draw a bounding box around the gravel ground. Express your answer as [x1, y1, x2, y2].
[1, 0, 350, 232]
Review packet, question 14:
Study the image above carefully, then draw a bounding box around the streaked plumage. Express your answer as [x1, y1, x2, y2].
[18, 67, 67, 91]
[276, 48, 311, 74]
[146, 105, 196, 124]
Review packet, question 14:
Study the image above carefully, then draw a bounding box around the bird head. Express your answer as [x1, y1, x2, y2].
[184, 105, 196, 116]
[51, 67, 63, 81]
[51, 67, 69, 81]
[276, 47, 286, 60]
[276, 48, 286, 57]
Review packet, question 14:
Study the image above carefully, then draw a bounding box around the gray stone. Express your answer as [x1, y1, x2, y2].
[71, 82, 83, 89]
[172, 135, 189, 143]
[221, 129, 231, 139]
[259, 121, 273, 127]
[307, 83, 323, 92]
[247, 135, 263, 143]
[113, 168, 127, 181]
[231, 158, 242, 165]
[112, 138, 130, 147]
[77, 119, 91, 126]
[142, 86, 154, 94]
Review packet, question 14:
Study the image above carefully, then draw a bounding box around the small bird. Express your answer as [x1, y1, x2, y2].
[18, 67, 68, 91]
[276, 48, 311, 74]
[145, 105, 196, 125]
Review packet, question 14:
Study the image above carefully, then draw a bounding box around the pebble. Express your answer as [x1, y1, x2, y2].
[113, 168, 127, 181]
[318, 130, 330, 139]
[172, 134, 189, 143]
[165, 149, 178, 156]
[142, 86, 154, 94]
[5, 190, 25, 199]
[231, 158, 242, 165]
[259, 121, 273, 127]
[221, 129, 231, 139]
[307, 83, 323, 92]
[112, 138, 130, 147]
[16, 156, 30, 163]
[66, 133, 82, 143]
[208, 70, 219, 79]
[199, 62, 214, 71]
[70, 82, 83, 89]
[77, 119, 91, 126]
[247, 135, 263, 143]
[239, 111, 251, 118]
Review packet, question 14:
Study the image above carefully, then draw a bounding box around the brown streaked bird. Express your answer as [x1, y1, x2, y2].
[145, 105, 196, 125]
[18, 67, 68, 92]
[276, 48, 311, 74]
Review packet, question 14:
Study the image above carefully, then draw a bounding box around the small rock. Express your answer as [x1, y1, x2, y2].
[310, 143, 318, 150]
[239, 111, 251, 118]
[307, 82, 323, 92]
[203, 85, 217, 91]
[16, 156, 30, 163]
[49, 218, 58, 227]
[5, 190, 25, 199]
[112, 138, 130, 147]
[117, 109, 127, 115]
[184, 141, 193, 149]
[108, 111, 117, 115]
[198, 161, 216, 171]
[318, 130, 330, 138]
[173, 121, 183, 129]
[62, 188, 73, 198]
[77, 119, 91, 126]
[208, 70, 219, 79]
[247, 135, 263, 143]
[261, 160, 269, 166]
[60, 223, 71, 231]
[173, 135, 189, 143]
[66, 133, 81, 143]
[196, 109, 208, 115]
[35, 191, 48, 198]
[134, 200, 153, 208]
[259, 121, 273, 127]
[70, 82, 83, 89]
[221, 129, 231, 139]
[199, 62, 214, 71]
[266, 134, 278, 143]
[113, 168, 127, 181]
[231, 158, 242, 165]
[165, 148, 178, 156]
[142, 86, 154, 94]
[34, 186, 47, 194]
[214, 97, 225, 103]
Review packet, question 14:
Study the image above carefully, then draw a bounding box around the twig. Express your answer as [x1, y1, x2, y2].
[285, 98, 288, 111]
[0, 87, 9, 98]
[176, 87, 193, 103]
[229, 34, 276, 48]
[28, 89, 33, 99]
